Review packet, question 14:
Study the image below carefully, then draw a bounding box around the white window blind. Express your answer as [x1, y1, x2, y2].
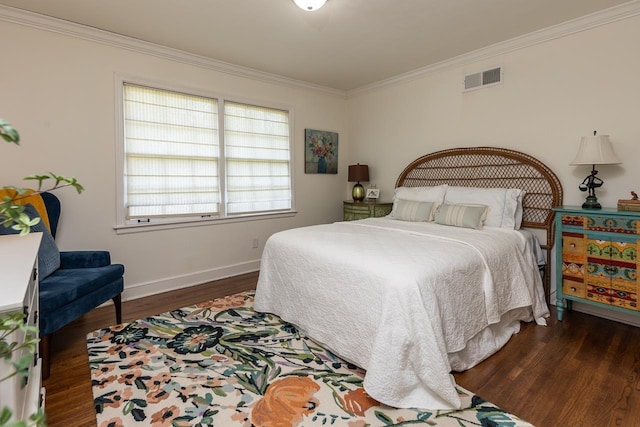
[224, 102, 291, 214]
[123, 84, 220, 219]
[121, 81, 293, 225]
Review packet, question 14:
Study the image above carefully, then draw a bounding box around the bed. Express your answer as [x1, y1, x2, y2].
[254, 147, 563, 410]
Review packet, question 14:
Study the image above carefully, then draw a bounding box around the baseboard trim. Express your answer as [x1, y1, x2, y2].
[545, 291, 638, 327]
[569, 301, 640, 327]
[121, 260, 260, 302]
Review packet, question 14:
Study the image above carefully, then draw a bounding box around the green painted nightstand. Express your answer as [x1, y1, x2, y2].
[343, 201, 392, 221]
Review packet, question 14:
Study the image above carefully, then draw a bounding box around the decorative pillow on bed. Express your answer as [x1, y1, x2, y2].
[443, 186, 523, 229]
[391, 200, 435, 222]
[391, 185, 447, 218]
[393, 185, 447, 203]
[434, 203, 489, 230]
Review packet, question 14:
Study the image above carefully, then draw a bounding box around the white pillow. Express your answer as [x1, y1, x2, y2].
[391, 185, 447, 218]
[514, 190, 525, 229]
[444, 186, 523, 229]
[393, 185, 448, 204]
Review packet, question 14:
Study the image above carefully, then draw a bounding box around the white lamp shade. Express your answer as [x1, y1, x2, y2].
[294, 0, 327, 11]
[570, 134, 621, 165]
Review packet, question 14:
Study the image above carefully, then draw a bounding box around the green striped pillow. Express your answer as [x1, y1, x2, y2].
[434, 203, 489, 229]
[392, 199, 435, 222]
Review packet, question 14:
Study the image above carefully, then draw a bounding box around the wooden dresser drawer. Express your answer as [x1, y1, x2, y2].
[562, 233, 585, 257]
[586, 215, 640, 234]
[561, 214, 586, 227]
[610, 279, 639, 310]
[563, 278, 585, 298]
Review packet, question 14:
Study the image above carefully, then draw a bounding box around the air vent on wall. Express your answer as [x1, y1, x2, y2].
[463, 66, 503, 92]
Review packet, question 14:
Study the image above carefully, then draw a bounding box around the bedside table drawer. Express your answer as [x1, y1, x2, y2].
[561, 214, 586, 227]
[586, 216, 639, 234]
[372, 204, 392, 217]
[344, 204, 369, 215]
[344, 204, 370, 221]
[562, 278, 585, 298]
[343, 201, 392, 221]
[562, 233, 585, 257]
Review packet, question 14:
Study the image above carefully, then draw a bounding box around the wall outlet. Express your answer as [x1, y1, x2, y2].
[252, 237, 259, 248]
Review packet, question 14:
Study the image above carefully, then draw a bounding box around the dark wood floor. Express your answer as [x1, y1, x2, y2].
[42, 271, 640, 427]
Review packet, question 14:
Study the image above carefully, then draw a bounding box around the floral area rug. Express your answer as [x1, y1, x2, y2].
[87, 291, 533, 427]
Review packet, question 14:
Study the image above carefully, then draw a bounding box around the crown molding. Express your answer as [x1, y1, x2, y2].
[2, 1, 639, 99]
[347, 0, 640, 97]
[0, 4, 347, 99]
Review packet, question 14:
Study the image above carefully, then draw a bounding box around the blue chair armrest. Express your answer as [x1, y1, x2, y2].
[59, 251, 112, 269]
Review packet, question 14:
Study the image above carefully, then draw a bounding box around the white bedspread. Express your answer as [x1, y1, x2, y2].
[253, 218, 549, 409]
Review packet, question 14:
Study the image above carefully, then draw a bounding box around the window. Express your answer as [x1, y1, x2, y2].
[118, 80, 293, 229]
[224, 102, 292, 214]
[123, 84, 221, 218]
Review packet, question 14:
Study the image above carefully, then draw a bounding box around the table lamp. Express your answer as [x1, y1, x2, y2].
[348, 164, 369, 202]
[570, 131, 621, 209]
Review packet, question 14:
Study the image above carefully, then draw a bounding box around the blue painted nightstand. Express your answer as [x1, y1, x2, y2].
[554, 206, 640, 321]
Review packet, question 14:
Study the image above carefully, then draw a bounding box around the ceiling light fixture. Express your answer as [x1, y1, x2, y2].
[293, 0, 327, 11]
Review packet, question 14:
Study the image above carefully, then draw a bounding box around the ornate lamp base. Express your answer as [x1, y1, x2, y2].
[352, 183, 365, 201]
[582, 195, 602, 209]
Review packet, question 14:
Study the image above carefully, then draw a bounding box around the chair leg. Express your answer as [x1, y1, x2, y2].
[40, 333, 51, 380]
[113, 294, 123, 324]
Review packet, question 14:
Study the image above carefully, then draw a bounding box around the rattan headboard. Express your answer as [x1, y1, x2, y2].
[395, 147, 563, 299]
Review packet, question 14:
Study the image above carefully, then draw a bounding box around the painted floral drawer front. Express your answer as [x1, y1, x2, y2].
[586, 216, 639, 234]
[563, 278, 586, 298]
[586, 239, 637, 261]
[561, 214, 586, 227]
[586, 283, 638, 310]
[562, 233, 585, 259]
[562, 233, 585, 292]
[586, 239, 638, 310]
[561, 214, 640, 234]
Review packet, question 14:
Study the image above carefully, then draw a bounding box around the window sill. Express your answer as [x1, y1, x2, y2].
[114, 210, 297, 234]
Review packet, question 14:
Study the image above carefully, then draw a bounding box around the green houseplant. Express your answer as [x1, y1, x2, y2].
[1, 119, 83, 427]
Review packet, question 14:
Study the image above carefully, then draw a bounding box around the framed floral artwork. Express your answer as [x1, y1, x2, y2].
[305, 129, 338, 174]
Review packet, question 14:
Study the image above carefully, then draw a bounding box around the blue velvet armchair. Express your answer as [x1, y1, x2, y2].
[38, 192, 125, 379]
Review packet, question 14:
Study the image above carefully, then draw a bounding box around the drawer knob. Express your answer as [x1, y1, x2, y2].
[571, 287, 577, 292]
[570, 243, 576, 248]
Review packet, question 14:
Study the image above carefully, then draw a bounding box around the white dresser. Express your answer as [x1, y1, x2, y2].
[0, 233, 44, 422]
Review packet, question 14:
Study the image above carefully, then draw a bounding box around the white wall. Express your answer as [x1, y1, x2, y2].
[347, 13, 640, 322]
[348, 15, 640, 209]
[0, 16, 348, 299]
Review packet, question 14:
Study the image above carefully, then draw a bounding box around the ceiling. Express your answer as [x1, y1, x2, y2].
[0, 0, 633, 91]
